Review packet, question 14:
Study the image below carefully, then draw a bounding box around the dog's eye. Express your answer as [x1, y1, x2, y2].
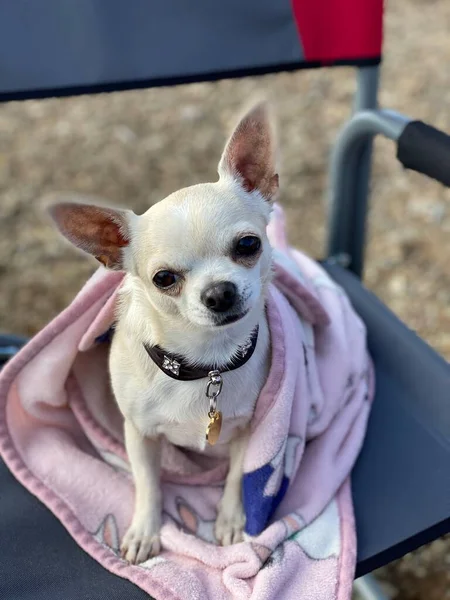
[235, 236, 261, 256]
[153, 270, 179, 289]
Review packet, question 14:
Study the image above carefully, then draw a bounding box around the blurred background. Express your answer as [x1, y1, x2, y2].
[0, 0, 449, 597]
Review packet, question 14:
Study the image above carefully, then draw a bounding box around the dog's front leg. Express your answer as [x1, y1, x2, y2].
[215, 427, 249, 545]
[120, 420, 162, 563]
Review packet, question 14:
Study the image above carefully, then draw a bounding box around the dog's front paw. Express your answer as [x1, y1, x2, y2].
[120, 516, 161, 564]
[215, 502, 246, 546]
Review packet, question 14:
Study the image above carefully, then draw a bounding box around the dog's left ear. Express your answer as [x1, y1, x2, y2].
[218, 101, 279, 201]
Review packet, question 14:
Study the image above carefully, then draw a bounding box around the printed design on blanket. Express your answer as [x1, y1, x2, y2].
[93, 513, 120, 552]
[288, 500, 340, 560]
[0, 204, 374, 600]
[168, 496, 217, 544]
[243, 435, 302, 536]
[259, 501, 339, 568]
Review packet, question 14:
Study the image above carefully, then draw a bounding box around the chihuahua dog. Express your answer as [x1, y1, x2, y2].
[50, 101, 279, 564]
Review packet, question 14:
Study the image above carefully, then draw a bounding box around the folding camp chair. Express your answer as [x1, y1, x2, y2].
[0, 2, 449, 599]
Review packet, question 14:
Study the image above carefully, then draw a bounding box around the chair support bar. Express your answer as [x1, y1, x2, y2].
[326, 109, 410, 277]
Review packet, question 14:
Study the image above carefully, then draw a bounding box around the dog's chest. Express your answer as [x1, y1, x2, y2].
[132, 365, 262, 451]
[112, 316, 271, 452]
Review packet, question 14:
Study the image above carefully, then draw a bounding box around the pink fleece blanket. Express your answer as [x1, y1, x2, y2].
[0, 204, 374, 599]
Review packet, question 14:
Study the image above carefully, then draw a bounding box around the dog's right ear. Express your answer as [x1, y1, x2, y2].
[49, 202, 134, 270]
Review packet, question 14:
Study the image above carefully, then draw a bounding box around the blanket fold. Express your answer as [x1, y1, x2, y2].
[0, 204, 373, 600]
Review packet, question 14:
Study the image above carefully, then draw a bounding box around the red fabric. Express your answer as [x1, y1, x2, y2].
[291, 0, 383, 63]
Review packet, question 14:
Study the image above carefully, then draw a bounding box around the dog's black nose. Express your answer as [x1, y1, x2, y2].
[201, 281, 237, 313]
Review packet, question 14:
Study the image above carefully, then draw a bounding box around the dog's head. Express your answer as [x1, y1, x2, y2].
[50, 102, 279, 331]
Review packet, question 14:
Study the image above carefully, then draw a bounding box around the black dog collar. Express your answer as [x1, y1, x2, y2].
[143, 327, 259, 381]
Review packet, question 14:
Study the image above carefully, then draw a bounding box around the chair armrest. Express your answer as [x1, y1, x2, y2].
[0, 334, 28, 367]
[327, 109, 450, 276]
[330, 108, 450, 187]
[396, 119, 450, 187]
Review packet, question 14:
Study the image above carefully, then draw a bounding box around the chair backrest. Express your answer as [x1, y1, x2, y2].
[0, 0, 383, 101]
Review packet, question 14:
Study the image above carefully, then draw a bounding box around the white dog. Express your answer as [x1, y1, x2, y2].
[50, 101, 279, 564]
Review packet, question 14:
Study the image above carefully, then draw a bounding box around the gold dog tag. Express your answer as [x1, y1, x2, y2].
[206, 410, 222, 445]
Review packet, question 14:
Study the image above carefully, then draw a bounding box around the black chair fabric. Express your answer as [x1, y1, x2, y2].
[322, 264, 450, 577]
[0, 0, 382, 102]
[0, 460, 151, 600]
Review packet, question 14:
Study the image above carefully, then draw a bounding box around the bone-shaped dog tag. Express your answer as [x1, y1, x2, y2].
[206, 410, 222, 446]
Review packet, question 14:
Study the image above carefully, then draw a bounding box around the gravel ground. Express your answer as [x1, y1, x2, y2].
[0, 0, 449, 597]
